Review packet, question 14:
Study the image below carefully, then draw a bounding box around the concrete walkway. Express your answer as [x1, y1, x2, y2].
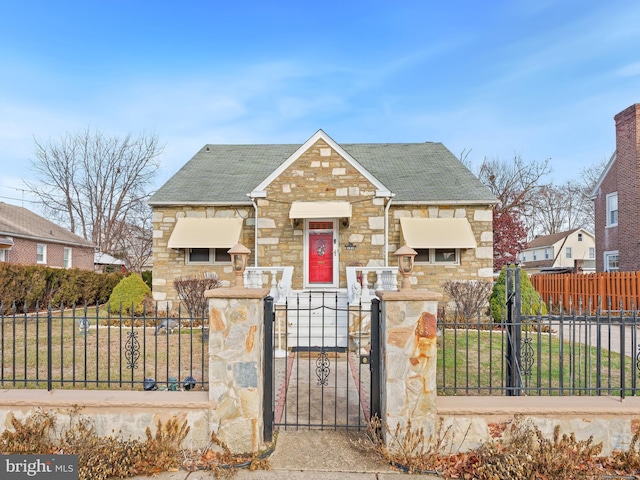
[126, 429, 443, 479]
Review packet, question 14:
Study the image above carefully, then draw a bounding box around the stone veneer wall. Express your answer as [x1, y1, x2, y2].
[257, 139, 387, 290]
[205, 287, 270, 453]
[388, 205, 494, 291]
[377, 290, 440, 445]
[152, 139, 494, 309]
[152, 206, 256, 311]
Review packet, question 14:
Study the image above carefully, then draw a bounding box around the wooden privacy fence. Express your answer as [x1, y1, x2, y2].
[530, 271, 640, 312]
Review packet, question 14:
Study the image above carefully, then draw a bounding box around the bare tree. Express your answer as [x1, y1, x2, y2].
[524, 181, 591, 237]
[576, 156, 610, 231]
[27, 129, 162, 255]
[477, 155, 551, 213]
[112, 199, 154, 273]
[475, 155, 551, 269]
[526, 158, 609, 237]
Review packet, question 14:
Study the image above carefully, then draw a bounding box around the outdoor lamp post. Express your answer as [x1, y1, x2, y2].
[395, 243, 417, 290]
[228, 243, 250, 288]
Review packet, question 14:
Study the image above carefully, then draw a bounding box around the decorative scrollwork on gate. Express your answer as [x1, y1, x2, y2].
[316, 351, 331, 386]
[125, 330, 141, 370]
[522, 336, 534, 378]
[636, 345, 640, 375]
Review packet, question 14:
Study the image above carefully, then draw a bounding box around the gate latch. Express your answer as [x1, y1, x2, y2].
[360, 354, 370, 365]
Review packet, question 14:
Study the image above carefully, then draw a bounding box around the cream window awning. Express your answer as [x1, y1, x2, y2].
[400, 218, 477, 249]
[167, 218, 243, 249]
[289, 201, 352, 219]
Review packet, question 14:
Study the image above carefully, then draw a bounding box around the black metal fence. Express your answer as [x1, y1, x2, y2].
[0, 303, 208, 391]
[439, 266, 640, 397]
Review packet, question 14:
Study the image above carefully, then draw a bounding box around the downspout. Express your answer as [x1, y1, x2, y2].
[384, 194, 395, 266]
[251, 198, 259, 267]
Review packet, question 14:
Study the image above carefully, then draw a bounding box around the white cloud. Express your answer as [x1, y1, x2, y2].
[615, 62, 640, 78]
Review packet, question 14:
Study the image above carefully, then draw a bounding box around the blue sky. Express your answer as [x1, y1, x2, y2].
[1, 1, 639, 209]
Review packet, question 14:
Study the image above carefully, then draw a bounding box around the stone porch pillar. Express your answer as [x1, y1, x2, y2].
[376, 289, 441, 445]
[205, 286, 271, 454]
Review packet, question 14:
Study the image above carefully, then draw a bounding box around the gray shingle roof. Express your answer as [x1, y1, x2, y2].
[149, 141, 496, 205]
[525, 229, 581, 249]
[0, 202, 95, 248]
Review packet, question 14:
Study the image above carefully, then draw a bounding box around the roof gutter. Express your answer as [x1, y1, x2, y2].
[391, 199, 498, 206]
[148, 201, 254, 207]
[0, 232, 95, 249]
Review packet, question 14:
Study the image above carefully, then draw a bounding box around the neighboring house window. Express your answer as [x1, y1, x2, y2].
[63, 247, 72, 268]
[589, 247, 595, 259]
[0, 250, 5, 262]
[606, 192, 618, 226]
[36, 244, 47, 264]
[604, 251, 619, 272]
[522, 253, 526, 262]
[533, 251, 537, 260]
[566, 247, 572, 259]
[187, 248, 231, 264]
[544, 248, 549, 259]
[578, 233, 583, 241]
[414, 248, 458, 265]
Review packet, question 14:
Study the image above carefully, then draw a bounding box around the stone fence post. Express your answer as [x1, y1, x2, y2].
[376, 289, 441, 445]
[205, 286, 271, 454]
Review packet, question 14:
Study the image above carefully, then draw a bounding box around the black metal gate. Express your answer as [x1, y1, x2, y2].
[505, 264, 535, 396]
[264, 293, 381, 439]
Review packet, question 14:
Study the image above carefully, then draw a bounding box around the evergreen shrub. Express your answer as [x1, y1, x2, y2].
[108, 273, 152, 315]
[489, 266, 547, 321]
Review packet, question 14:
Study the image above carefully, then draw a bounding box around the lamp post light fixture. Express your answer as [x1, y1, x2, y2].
[394, 243, 417, 290]
[228, 243, 251, 288]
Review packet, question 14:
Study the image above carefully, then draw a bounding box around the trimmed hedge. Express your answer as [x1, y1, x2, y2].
[0, 264, 122, 310]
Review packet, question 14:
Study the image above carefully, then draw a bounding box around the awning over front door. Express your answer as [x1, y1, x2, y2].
[167, 218, 243, 249]
[289, 201, 353, 220]
[400, 217, 477, 249]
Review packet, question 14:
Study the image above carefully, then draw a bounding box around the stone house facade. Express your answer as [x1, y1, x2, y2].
[150, 130, 496, 310]
[0, 202, 95, 270]
[592, 103, 640, 272]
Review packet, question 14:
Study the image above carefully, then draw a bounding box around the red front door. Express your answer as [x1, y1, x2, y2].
[308, 222, 334, 284]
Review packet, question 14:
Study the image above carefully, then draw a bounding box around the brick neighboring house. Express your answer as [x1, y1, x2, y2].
[591, 103, 640, 272]
[0, 202, 95, 270]
[149, 130, 497, 311]
[518, 228, 596, 274]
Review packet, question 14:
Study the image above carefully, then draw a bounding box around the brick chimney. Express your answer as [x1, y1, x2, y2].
[614, 103, 640, 271]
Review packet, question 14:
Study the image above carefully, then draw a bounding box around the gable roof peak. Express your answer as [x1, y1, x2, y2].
[251, 129, 391, 197]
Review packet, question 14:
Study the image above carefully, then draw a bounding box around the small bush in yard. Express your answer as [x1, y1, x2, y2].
[0, 409, 269, 480]
[0, 410, 190, 480]
[364, 418, 611, 479]
[443, 280, 493, 322]
[108, 273, 152, 315]
[174, 272, 221, 317]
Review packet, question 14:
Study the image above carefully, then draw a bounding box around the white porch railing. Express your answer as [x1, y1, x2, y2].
[346, 266, 399, 304]
[244, 266, 293, 304]
[244, 265, 399, 305]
